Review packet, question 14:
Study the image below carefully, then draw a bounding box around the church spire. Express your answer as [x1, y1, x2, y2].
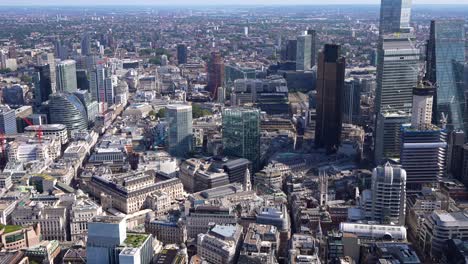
[244, 168, 252, 192]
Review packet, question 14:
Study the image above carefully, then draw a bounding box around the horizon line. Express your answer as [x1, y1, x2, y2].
[1, 3, 468, 7]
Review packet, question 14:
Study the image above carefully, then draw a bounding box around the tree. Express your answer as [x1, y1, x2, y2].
[156, 108, 166, 118]
[192, 104, 212, 119]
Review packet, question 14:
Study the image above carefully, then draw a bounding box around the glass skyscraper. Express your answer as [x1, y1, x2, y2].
[296, 34, 312, 71]
[379, 0, 412, 35]
[166, 104, 193, 157]
[222, 107, 261, 172]
[426, 20, 466, 131]
[375, 33, 419, 115]
[56, 60, 78, 93]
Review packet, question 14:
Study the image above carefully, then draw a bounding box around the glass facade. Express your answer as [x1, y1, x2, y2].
[379, 0, 412, 35]
[222, 108, 261, 172]
[427, 20, 466, 131]
[166, 105, 193, 157]
[49, 93, 88, 135]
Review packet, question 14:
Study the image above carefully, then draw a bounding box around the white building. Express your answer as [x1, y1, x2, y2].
[197, 224, 243, 264]
[25, 124, 69, 145]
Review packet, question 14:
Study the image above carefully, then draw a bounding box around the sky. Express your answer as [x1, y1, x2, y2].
[0, 0, 467, 6]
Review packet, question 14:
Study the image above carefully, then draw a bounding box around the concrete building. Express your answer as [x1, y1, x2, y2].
[25, 124, 68, 145]
[0, 224, 41, 251]
[239, 223, 279, 263]
[70, 198, 103, 241]
[186, 206, 237, 239]
[363, 163, 406, 225]
[145, 213, 187, 245]
[288, 234, 321, 264]
[374, 111, 410, 162]
[197, 224, 243, 264]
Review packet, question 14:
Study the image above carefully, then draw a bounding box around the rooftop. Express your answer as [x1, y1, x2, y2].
[123, 233, 149, 248]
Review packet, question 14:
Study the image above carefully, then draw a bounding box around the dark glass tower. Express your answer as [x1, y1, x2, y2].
[379, 0, 412, 35]
[34, 65, 53, 106]
[315, 44, 346, 153]
[177, 44, 188, 65]
[425, 20, 466, 131]
[207, 51, 224, 100]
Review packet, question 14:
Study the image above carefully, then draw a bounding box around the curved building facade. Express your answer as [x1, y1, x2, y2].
[49, 93, 88, 134]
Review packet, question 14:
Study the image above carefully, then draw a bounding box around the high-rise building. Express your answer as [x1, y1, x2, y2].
[401, 82, 447, 191]
[90, 64, 115, 105]
[81, 32, 91, 56]
[425, 20, 466, 130]
[87, 216, 127, 264]
[48, 93, 88, 134]
[296, 34, 312, 71]
[374, 111, 410, 162]
[447, 130, 465, 179]
[36, 52, 56, 93]
[366, 163, 406, 225]
[207, 51, 224, 100]
[222, 107, 261, 172]
[342, 78, 361, 124]
[307, 29, 317, 68]
[379, 0, 412, 36]
[0, 105, 17, 135]
[375, 33, 419, 115]
[166, 104, 193, 157]
[34, 65, 53, 106]
[315, 44, 345, 153]
[56, 60, 78, 93]
[54, 38, 69, 60]
[285, 39, 297, 62]
[177, 44, 187, 65]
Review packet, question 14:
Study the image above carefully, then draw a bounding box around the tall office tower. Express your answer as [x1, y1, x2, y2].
[367, 163, 406, 225]
[447, 130, 465, 179]
[74, 90, 99, 125]
[286, 39, 297, 62]
[166, 105, 193, 157]
[56, 60, 78, 93]
[375, 33, 419, 115]
[34, 65, 53, 106]
[222, 107, 261, 172]
[0, 105, 17, 135]
[342, 78, 361, 124]
[48, 93, 88, 134]
[315, 44, 345, 153]
[177, 44, 188, 65]
[425, 20, 466, 130]
[81, 32, 91, 56]
[374, 111, 410, 162]
[207, 51, 224, 100]
[401, 82, 447, 191]
[90, 64, 114, 104]
[87, 216, 127, 264]
[296, 34, 312, 71]
[379, 0, 412, 36]
[36, 53, 56, 93]
[307, 29, 317, 67]
[54, 38, 69, 60]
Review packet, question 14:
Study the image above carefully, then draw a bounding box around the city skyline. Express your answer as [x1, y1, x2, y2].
[1, 0, 468, 5]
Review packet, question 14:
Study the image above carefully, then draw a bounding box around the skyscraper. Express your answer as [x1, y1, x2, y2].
[56, 60, 78, 93]
[177, 44, 188, 65]
[54, 38, 69, 60]
[379, 0, 412, 35]
[374, 111, 410, 162]
[48, 93, 88, 134]
[296, 34, 312, 71]
[36, 53, 56, 93]
[342, 78, 361, 124]
[222, 107, 261, 172]
[307, 29, 317, 68]
[425, 20, 466, 130]
[207, 51, 224, 100]
[90, 64, 114, 105]
[166, 105, 193, 157]
[401, 82, 447, 191]
[375, 33, 419, 115]
[285, 39, 297, 62]
[366, 163, 406, 225]
[34, 65, 53, 106]
[315, 44, 345, 153]
[447, 130, 465, 179]
[81, 32, 91, 56]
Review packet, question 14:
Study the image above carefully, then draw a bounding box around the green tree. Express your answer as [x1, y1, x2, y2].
[192, 104, 212, 119]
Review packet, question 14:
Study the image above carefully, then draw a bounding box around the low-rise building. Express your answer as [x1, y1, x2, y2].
[197, 224, 243, 264]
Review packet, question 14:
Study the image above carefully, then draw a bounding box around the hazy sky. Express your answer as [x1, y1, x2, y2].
[1, 0, 467, 5]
